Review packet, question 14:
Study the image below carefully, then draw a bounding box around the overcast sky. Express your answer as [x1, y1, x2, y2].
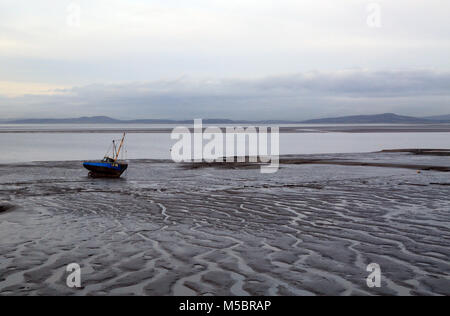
[1, 0, 449, 119]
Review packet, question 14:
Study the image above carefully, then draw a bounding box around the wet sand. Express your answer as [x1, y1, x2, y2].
[184, 149, 450, 172]
[0, 151, 449, 296]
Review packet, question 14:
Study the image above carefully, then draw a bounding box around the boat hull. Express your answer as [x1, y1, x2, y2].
[83, 161, 128, 178]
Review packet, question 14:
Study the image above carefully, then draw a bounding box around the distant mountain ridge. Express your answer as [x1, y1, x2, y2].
[5, 113, 450, 124]
[8, 116, 120, 124]
[300, 113, 435, 124]
[6, 117, 244, 124]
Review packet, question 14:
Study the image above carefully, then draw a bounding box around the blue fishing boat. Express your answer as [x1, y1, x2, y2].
[83, 133, 128, 178]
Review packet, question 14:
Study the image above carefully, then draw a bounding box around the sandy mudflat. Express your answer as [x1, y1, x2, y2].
[0, 152, 449, 296]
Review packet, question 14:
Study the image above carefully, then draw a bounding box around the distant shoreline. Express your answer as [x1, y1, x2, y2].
[1, 124, 450, 134]
[2, 113, 450, 125]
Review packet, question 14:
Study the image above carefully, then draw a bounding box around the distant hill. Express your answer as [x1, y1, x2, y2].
[4, 113, 450, 124]
[5, 117, 300, 124]
[299, 113, 438, 124]
[9, 116, 121, 124]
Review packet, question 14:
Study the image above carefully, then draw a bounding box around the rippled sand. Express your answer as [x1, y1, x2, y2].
[0, 152, 449, 296]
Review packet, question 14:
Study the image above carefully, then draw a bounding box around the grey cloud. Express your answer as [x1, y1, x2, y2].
[250, 70, 450, 97]
[1, 69, 450, 120]
[62, 69, 450, 97]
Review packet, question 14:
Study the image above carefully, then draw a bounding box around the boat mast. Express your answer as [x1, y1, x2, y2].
[112, 140, 116, 159]
[114, 133, 126, 162]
